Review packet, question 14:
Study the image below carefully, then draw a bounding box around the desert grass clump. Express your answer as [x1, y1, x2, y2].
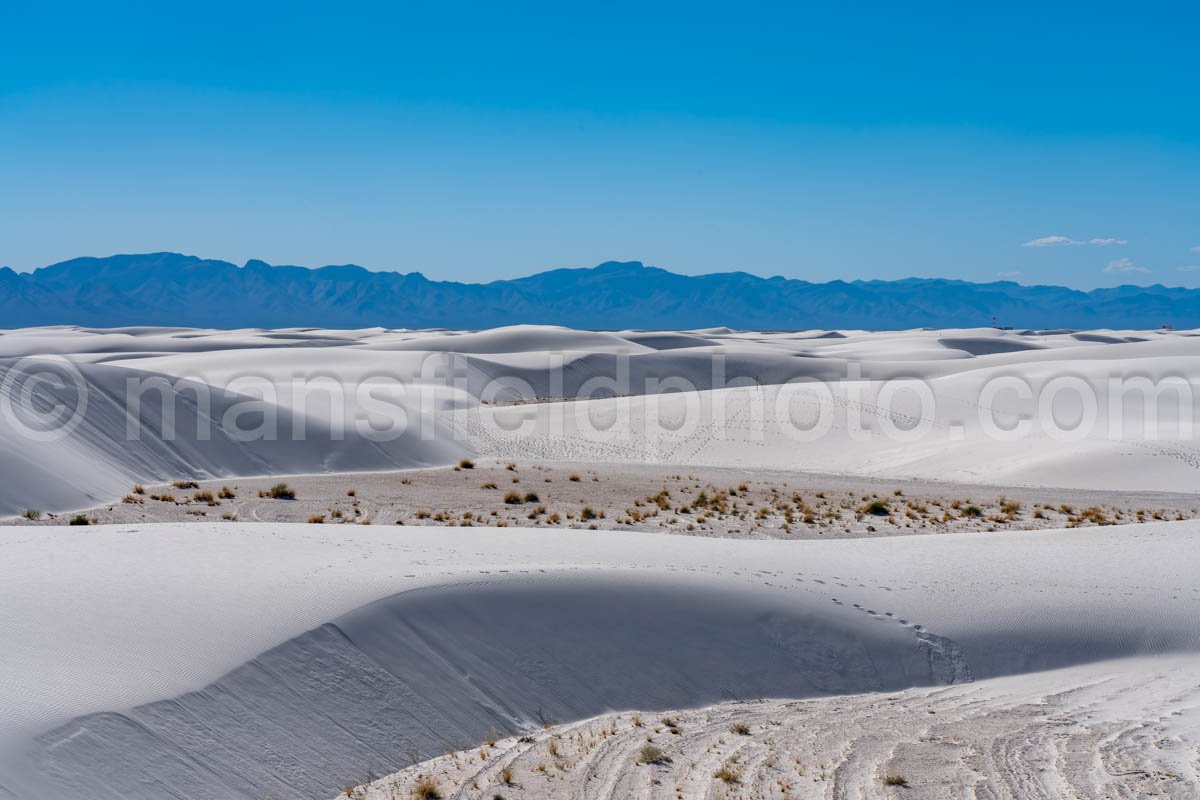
[730, 722, 751, 735]
[499, 764, 514, 785]
[261, 483, 295, 500]
[193, 491, 218, 506]
[481, 481, 498, 490]
[862, 499, 890, 516]
[122, 494, 144, 504]
[68, 514, 90, 526]
[218, 486, 236, 499]
[458, 459, 475, 469]
[503, 490, 524, 504]
[522, 492, 540, 503]
[713, 763, 741, 784]
[636, 744, 667, 765]
[173, 480, 199, 490]
[307, 514, 326, 524]
[883, 773, 908, 786]
[569, 473, 581, 482]
[132, 484, 145, 495]
[21, 509, 42, 520]
[411, 777, 441, 799]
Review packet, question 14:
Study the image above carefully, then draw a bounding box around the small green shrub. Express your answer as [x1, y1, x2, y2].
[636, 744, 666, 765]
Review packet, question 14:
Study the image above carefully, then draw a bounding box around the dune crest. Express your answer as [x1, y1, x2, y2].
[2, 520, 1197, 798]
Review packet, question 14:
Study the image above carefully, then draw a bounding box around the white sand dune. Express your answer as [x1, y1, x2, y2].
[0, 360, 468, 517]
[3, 324, 1200, 514]
[4, 324, 1200, 798]
[1, 520, 1198, 798]
[348, 654, 1200, 799]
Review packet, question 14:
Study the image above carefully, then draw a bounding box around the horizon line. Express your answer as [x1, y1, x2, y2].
[2, 251, 1190, 293]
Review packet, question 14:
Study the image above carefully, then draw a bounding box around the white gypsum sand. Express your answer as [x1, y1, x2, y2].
[2, 324, 1200, 516]
[344, 655, 1200, 800]
[2, 325, 1200, 799]
[0, 521, 1198, 798]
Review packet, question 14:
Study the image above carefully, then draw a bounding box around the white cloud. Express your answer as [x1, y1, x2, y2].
[996, 270, 1023, 278]
[1191, 246, 1200, 254]
[1022, 235, 1128, 247]
[1178, 265, 1200, 272]
[1104, 257, 1149, 274]
[1023, 235, 1081, 247]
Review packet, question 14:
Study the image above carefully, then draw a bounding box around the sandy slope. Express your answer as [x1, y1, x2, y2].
[0, 358, 467, 518]
[347, 655, 1200, 800]
[2, 520, 1199, 798]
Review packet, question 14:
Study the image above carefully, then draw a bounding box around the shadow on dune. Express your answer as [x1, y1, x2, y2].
[17, 573, 948, 800]
[0, 360, 467, 517]
[937, 337, 1047, 356]
[11, 569, 1190, 800]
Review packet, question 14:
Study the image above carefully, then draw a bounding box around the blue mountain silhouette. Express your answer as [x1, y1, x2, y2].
[0, 252, 1190, 329]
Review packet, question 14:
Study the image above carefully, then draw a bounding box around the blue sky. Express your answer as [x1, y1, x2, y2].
[1, 1, 1197, 287]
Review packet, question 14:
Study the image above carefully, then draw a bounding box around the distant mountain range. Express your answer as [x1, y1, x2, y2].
[0, 252, 1195, 330]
